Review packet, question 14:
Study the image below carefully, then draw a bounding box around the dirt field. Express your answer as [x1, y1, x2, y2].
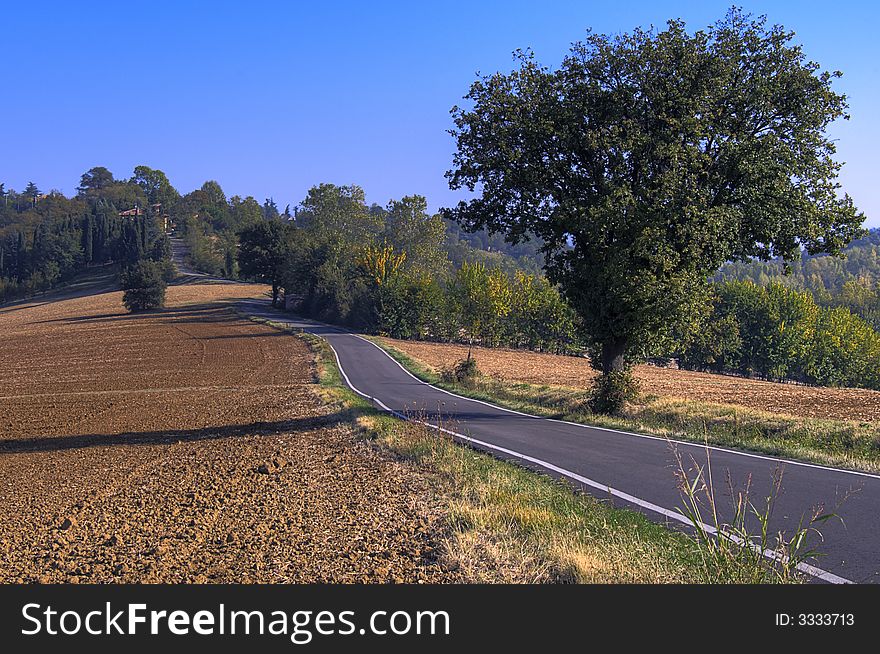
[0, 283, 456, 583]
[380, 339, 880, 423]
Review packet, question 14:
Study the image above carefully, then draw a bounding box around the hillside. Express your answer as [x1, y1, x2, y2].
[717, 228, 880, 290]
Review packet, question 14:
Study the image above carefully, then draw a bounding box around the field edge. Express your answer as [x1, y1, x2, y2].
[369, 336, 880, 475]
[247, 315, 810, 584]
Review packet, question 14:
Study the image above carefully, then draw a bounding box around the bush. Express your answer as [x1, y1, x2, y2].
[160, 259, 177, 283]
[121, 260, 167, 312]
[441, 357, 481, 387]
[588, 370, 639, 415]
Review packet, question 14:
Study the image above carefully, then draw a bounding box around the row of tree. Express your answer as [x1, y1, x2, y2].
[221, 172, 878, 390]
[235, 184, 581, 352]
[716, 229, 880, 330]
[679, 281, 880, 390]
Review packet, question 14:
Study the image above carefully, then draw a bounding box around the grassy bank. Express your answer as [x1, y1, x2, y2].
[238, 315, 810, 583]
[371, 338, 880, 474]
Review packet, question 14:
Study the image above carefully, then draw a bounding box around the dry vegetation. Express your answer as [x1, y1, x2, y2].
[304, 332, 796, 584]
[300, 334, 706, 583]
[380, 339, 880, 423]
[0, 283, 459, 583]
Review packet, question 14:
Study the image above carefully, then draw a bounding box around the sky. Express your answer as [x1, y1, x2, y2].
[1, 1, 878, 227]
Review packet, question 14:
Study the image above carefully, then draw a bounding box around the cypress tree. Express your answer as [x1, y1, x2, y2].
[83, 215, 94, 264]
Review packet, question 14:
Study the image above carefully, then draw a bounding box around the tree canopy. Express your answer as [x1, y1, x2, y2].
[237, 219, 289, 306]
[443, 9, 864, 402]
[77, 167, 115, 196]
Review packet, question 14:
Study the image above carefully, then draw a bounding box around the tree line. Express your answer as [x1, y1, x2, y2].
[716, 229, 880, 330]
[679, 281, 880, 390]
[230, 182, 879, 391]
[235, 184, 581, 353]
[0, 167, 170, 303]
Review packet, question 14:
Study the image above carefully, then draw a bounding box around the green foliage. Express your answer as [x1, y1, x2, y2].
[679, 281, 880, 390]
[266, 184, 580, 352]
[807, 307, 880, 389]
[588, 370, 639, 415]
[381, 195, 450, 278]
[678, 311, 741, 373]
[76, 167, 115, 196]
[131, 165, 179, 208]
[449, 261, 512, 349]
[675, 452, 836, 583]
[444, 219, 544, 273]
[378, 273, 446, 340]
[717, 229, 880, 329]
[121, 259, 167, 312]
[0, 169, 169, 304]
[506, 271, 579, 352]
[444, 9, 863, 402]
[237, 219, 290, 306]
[296, 183, 382, 246]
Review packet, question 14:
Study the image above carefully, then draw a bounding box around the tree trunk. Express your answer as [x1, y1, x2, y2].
[600, 340, 626, 375]
[272, 282, 279, 308]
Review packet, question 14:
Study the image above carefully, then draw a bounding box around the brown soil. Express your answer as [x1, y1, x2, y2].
[0, 284, 457, 583]
[380, 339, 880, 423]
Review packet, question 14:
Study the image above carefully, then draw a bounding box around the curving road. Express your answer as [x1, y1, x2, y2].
[241, 299, 880, 584]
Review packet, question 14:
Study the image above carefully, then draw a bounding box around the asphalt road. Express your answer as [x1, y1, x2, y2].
[242, 300, 880, 584]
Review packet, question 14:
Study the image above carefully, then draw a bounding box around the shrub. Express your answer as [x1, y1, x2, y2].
[588, 370, 639, 415]
[160, 259, 177, 283]
[441, 357, 481, 387]
[121, 260, 167, 312]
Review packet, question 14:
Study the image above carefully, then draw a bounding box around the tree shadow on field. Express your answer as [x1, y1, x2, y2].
[0, 268, 120, 314]
[0, 413, 348, 455]
[27, 300, 249, 327]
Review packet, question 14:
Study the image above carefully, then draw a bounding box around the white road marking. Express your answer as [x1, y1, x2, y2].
[354, 334, 880, 481]
[250, 306, 858, 584]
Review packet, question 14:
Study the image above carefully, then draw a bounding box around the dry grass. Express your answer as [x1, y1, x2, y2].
[375, 338, 880, 472]
[330, 402, 704, 583]
[301, 333, 779, 584]
[380, 338, 880, 423]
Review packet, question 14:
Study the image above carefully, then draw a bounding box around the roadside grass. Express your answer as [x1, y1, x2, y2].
[243, 315, 813, 584]
[371, 338, 880, 474]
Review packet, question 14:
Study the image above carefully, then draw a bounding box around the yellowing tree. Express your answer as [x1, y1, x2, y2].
[450, 261, 512, 357]
[357, 242, 407, 286]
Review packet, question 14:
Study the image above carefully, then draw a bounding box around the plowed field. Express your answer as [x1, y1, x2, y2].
[0, 283, 455, 583]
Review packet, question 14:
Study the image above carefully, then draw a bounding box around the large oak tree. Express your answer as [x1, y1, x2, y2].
[443, 10, 863, 409]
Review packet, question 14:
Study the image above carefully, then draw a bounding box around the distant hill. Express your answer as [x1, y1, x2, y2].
[443, 219, 545, 274]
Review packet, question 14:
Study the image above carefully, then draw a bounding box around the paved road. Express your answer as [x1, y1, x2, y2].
[242, 300, 880, 583]
[169, 237, 212, 283]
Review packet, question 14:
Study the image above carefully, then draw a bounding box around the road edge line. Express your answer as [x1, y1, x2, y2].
[356, 335, 880, 481]
[319, 335, 853, 586]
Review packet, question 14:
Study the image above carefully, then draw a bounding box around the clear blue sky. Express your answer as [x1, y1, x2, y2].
[2, 1, 877, 227]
